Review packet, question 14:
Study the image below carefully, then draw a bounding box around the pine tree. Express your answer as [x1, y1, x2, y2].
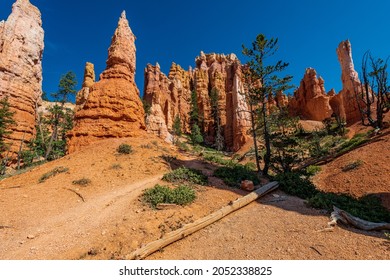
[0, 96, 15, 174]
[45, 71, 77, 160]
[172, 114, 182, 144]
[242, 34, 293, 176]
[0, 97, 15, 152]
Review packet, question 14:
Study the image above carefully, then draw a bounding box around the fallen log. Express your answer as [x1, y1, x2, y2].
[329, 206, 390, 231]
[127, 181, 279, 260]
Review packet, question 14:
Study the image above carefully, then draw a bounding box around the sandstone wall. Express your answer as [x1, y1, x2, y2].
[0, 0, 44, 159]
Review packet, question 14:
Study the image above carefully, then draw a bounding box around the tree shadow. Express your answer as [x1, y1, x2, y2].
[160, 153, 390, 241]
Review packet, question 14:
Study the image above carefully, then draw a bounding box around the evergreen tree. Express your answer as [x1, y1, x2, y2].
[0, 97, 15, 152]
[0, 96, 15, 174]
[44, 71, 77, 160]
[190, 124, 203, 145]
[172, 114, 182, 144]
[242, 34, 293, 176]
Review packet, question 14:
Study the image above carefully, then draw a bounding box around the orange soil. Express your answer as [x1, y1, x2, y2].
[0, 129, 389, 260]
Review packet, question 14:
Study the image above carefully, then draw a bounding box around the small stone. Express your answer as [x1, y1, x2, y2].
[27, 235, 35, 240]
[240, 180, 254, 191]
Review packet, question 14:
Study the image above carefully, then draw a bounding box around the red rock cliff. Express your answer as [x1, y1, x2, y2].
[289, 68, 333, 121]
[68, 11, 145, 153]
[0, 0, 44, 159]
[144, 52, 251, 151]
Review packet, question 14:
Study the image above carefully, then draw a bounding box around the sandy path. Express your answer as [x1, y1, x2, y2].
[0, 174, 163, 259]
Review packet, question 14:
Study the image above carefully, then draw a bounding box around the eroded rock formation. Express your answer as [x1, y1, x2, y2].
[289, 68, 333, 121]
[143, 52, 251, 151]
[336, 40, 362, 124]
[0, 0, 44, 159]
[68, 11, 145, 153]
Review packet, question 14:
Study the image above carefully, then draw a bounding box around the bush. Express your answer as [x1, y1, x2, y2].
[72, 178, 91, 186]
[274, 172, 390, 223]
[305, 165, 322, 176]
[162, 167, 208, 185]
[142, 184, 196, 208]
[214, 164, 259, 188]
[274, 172, 319, 199]
[308, 193, 390, 223]
[117, 144, 133, 154]
[39, 166, 69, 183]
[337, 133, 369, 154]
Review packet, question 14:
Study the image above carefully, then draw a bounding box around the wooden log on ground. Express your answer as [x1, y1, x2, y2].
[127, 181, 279, 260]
[329, 206, 390, 231]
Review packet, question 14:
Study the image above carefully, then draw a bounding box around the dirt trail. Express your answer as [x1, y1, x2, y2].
[1, 174, 163, 259]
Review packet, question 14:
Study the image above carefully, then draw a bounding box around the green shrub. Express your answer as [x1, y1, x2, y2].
[305, 165, 322, 176]
[162, 167, 208, 185]
[308, 193, 390, 223]
[214, 164, 259, 188]
[341, 160, 363, 172]
[337, 133, 369, 154]
[39, 166, 69, 183]
[274, 172, 390, 223]
[72, 178, 91, 186]
[274, 172, 319, 199]
[203, 153, 237, 166]
[142, 184, 196, 208]
[117, 144, 133, 154]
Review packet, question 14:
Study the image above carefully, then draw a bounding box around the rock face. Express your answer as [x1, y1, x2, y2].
[143, 52, 251, 151]
[289, 68, 333, 121]
[336, 40, 362, 124]
[0, 0, 44, 159]
[68, 11, 145, 153]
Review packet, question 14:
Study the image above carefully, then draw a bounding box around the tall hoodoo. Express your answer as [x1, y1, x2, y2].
[68, 11, 145, 153]
[336, 40, 362, 124]
[0, 0, 44, 160]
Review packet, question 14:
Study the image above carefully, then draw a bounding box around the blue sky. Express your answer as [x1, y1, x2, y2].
[1, 0, 389, 101]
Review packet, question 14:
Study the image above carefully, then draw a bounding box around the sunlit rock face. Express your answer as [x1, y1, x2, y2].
[0, 0, 44, 160]
[68, 11, 145, 153]
[289, 68, 332, 121]
[336, 40, 363, 124]
[144, 52, 251, 151]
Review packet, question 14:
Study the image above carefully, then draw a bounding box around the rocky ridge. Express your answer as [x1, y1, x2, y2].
[67, 11, 145, 153]
[0, 0, 44, 160]
[144, 52, 251, 151]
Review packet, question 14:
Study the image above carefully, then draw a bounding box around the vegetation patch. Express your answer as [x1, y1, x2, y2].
[142, 184, 196, 208]
[308, 193, 390, 223]
[162, 167, 208, 186]
[72, 178, 91, 186]
[305, 165, 322, 176]
[117, 144, 133, 155]
[341, 160, 363, 172]
[274, 172, 390, 223]
[337, 133, 369, 154]
[214, 164, 259, 188]
[39, 166, 69, 183]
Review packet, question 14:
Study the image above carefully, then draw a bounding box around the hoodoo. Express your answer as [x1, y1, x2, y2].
[0, 0, 44, 160]
[68, 11, 145, 153]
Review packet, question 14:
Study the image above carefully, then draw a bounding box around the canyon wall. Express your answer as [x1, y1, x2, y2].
[0, 0, 44, 159]
[143, 52, 251, 151]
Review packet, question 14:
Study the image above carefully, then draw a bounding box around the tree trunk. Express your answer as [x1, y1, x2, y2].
[250, 103, 262, 175]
